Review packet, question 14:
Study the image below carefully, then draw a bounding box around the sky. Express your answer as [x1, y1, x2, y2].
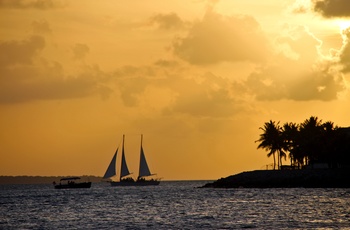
[1, 0, 350, 180]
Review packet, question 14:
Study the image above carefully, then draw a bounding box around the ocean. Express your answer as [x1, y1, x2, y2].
[1, 181, 349, 229]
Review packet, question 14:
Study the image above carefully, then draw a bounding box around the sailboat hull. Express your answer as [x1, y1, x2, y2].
[54, 182, 91, 189]
[110, 180, 160, 186]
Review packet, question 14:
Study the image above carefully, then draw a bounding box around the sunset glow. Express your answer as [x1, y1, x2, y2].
[337, 20, 350, 31]
[1, 0, 350, 180]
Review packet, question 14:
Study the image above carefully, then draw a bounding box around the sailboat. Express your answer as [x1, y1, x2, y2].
[103, 134, 160, 186]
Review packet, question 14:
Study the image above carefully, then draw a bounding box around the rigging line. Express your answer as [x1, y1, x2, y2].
[114, 135, 124, 150]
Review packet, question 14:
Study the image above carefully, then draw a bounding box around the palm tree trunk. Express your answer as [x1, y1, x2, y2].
[280, 155, 282, 169]
[280, 150, 283, 169]
[273, 152, 276, 170]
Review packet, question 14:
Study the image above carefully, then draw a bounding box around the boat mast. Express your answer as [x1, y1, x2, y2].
[120, 134, 133, 181]
[120, 134, 125, 181]
[141, 134, 143, 148]
[123, 134, 125, 151]
[138, 134, 153, 179]
[138, 134, 143, 180]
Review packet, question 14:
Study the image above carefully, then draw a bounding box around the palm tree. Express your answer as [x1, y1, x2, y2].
[319, 121, 339, 166]
[334, 127, 350, 167]
[258, 116, 350, 169]
[256, 120, 285, 170]
[282, 122, 299, 167]
[298, 116, 323, 165]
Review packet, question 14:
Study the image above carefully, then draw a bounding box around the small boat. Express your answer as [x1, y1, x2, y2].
[54, 177, 91, 189]
[103, 134, 160, 186]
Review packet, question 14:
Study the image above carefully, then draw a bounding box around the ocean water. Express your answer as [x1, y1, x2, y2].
[1, 181, 350, 229]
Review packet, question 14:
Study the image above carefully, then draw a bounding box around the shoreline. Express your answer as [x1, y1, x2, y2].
[202, 168, 350, 188]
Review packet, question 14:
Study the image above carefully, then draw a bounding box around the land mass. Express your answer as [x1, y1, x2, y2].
[202, 169, 350, 188]
[0, 176, 103, 185]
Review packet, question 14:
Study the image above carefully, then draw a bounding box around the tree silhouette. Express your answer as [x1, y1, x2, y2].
[257, 116, 350, 170]
[299, 116, 323, 165]
[256, 120, 285, 170]
[282, 122, 299, 167]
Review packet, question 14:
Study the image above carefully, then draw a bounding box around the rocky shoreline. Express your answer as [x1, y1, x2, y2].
[202, 169, 350, 188]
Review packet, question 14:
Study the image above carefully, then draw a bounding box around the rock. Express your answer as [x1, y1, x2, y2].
[202, 169, 350, 188]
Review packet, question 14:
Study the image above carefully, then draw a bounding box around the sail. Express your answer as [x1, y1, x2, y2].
[120, 135, 131, 179]
[103, 148, 118, 179]
[138, 135, 152, 178]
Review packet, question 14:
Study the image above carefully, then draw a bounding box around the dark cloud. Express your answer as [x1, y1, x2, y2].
[313, 0, 350, 18]
[32, 20, 52, 34]
[112, 65, 162, 107]
[0, 36, 109, 104]
[111, 65, 241, 118]
[0, 35, 45, 66]
[0, 62, 110, 104]
[72, 43, 90, 60]
[0, 0, 64, 10]
[172, 10, 270, 65]
[149, 12, 185, 30]
[154, 59, 179, 68]
[119, 77, 148, 107]
[167, 72, 238, 118]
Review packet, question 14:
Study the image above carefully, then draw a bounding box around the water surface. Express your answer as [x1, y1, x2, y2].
[1, 181, 349, 229]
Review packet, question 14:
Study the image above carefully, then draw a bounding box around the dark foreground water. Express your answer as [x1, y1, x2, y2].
[1, 181, 350, 229]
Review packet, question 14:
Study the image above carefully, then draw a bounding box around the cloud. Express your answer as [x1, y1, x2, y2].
[0, 35, 45, 66]
[0, 36, 109, 104]
[32, 20, 52, 34]
[0, 0, 64, 10]
[172, 10, 270, 65]
[0, 62, 111, 104]
[244, 25, 345, 101]
[72, 43, 90, 60]
[339, 28, 350, 72]
[154, 59, 179, 68]
[110, 64, 244, 118]
[166, 72, 240, 118]
[246, 61, 344, 101]
[313, 0, 350, 18]
[112, 65, 171, 107]
[290, 0, 312, 14]
[149, 12, 185, 30]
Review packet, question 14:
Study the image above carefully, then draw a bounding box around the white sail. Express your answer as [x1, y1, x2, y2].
[138, 135, 153, 178]
[103, 148, 118, 179]
[120, 135, 131, 179]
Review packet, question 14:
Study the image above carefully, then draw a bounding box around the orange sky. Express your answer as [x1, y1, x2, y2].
[1, 0, 350, 180]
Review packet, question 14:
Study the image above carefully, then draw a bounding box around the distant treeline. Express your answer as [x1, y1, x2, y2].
[256, 116, 350, 170]
[0, 176, 103, 185]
